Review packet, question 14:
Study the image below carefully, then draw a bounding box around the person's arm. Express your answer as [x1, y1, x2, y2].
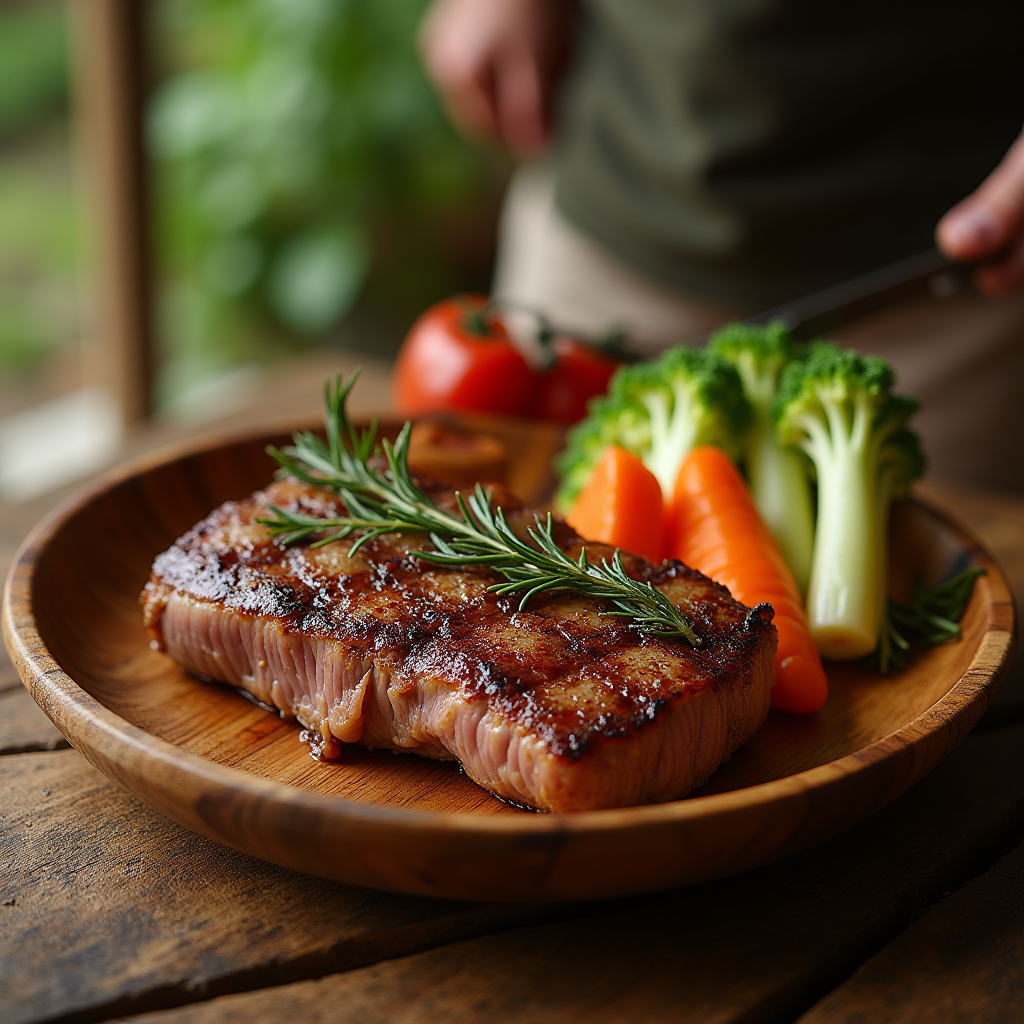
[418, 0, 574, 156]
[936, 129, 1024, 295]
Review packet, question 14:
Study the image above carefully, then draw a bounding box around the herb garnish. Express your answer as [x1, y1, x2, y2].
[259, 374, 701, 647]
[873, 566, 985, 673]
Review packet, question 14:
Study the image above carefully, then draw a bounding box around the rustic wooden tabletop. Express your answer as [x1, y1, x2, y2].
[2, 351, 1022, 1024]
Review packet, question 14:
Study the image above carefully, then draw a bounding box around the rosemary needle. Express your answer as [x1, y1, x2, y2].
[258, 374, 701, 647]
[873, 565, 985, 673]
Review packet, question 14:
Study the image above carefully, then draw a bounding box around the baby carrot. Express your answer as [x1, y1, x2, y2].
[667, 445, 828, 713]
[566, 446, 665, 562]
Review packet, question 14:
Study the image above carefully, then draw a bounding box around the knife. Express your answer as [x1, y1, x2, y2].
[739, 248, 971, 341]
[579, 248, 972, 360]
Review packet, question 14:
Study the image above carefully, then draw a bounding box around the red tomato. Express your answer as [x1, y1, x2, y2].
[536, 337, 621, 424]
[393, 295, 537, 417]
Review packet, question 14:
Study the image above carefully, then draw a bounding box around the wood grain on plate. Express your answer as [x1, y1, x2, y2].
[1, 418, 1015, 900]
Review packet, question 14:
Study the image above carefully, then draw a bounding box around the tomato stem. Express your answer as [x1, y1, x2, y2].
[460, 294, 638, 364]
[459, 297, 493, 337]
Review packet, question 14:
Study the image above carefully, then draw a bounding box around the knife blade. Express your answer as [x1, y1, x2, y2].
[739, 248, 971, 341]
[585, 248, 972, 361]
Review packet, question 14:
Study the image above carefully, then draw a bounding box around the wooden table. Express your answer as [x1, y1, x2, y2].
[2, 352, 1022, 1024]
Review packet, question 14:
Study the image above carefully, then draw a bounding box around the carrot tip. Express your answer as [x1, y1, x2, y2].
[771, 655, 829, 714]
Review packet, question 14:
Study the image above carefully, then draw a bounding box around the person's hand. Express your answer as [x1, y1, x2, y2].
[419, 0, 574, 156]
[936, 130, 1024, 296]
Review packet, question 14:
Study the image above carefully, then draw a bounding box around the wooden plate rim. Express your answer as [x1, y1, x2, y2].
[2, 425, 1015, 840]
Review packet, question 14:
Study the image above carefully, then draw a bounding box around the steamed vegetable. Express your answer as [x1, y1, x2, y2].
[555, 346, 750, 512]
[668, 446, 828, 713]
[565, 446, 665, 562]
[708, 322, 815, 595]
[774, 343, 925, 660]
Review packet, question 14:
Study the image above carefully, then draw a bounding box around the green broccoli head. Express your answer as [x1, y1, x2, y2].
[773, 342, 925, 659]
[708, 321, 803, 411]
[555, 345, 750, 510]
[774, 342, 925, 498]
[879, 418, 927, 499]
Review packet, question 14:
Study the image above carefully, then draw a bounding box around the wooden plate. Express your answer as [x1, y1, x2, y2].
[3, 418, 1015, 901]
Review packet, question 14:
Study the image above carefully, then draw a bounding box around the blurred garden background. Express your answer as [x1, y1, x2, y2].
[0, 0, 505, 423]
[0, 0, 77, 419]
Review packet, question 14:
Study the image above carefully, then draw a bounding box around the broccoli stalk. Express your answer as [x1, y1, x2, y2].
[555, 346, 749, 512]
[775, 344, 925, 659]
[709, 323, 815, 594]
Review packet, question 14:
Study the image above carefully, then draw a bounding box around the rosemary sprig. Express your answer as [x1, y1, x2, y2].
[873, 566, 985, 673]
[259, 374, 700, 646]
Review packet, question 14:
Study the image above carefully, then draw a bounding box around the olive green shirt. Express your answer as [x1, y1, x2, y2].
[553, 0, 1024, 308]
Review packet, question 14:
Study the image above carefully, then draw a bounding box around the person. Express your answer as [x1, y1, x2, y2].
[419, 0, 1024, 491]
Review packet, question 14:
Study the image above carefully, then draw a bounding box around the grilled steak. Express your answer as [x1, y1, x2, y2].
[142, 478, 777, 812]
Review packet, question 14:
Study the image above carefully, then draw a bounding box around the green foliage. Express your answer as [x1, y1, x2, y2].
[0, 4, 68, 142]
[555, 345, 750, 510]
[0, 3, 77, 380]
[0, 134, 80, 375]
[152, 0, 499, 401]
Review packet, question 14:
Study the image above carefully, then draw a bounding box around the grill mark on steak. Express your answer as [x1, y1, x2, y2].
[143, 477, 777, 810]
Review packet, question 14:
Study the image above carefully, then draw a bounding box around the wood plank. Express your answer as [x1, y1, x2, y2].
[89, 724, 1024, 1024]
[0, 749, 550, 1024]
[70, 0, 154, 423]
[0, 648, 20, 694]
[796, 841, 1024, 1024]
[0, 688, 68, 754]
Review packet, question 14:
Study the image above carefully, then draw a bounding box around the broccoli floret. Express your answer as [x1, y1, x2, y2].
[708, 322, 815, 594]
[555, 345, 749, 511]
[774, 343, 925, 659]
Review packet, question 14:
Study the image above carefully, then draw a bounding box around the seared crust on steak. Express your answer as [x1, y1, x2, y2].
[142, 478, 777, 811]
